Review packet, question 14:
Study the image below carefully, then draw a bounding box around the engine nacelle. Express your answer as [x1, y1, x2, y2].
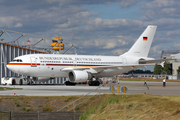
[32, 77, 53, 82]
[68, 70, 93, 82]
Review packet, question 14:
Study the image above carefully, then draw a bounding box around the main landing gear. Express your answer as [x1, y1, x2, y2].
[88, 80, 100, 86]
[65, 79, 101, 86]
[65, 81, 76, 86]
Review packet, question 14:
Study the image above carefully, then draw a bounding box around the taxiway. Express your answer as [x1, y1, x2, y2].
[0, 81, 180, 96]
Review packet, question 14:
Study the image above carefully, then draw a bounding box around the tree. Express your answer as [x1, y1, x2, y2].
[124, 69, 153, 74]
[162, 62, 171, 75]
[177, 66, 180, 76]
[153, 64, 162, 75]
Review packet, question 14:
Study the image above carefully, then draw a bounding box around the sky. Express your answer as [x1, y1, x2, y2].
[0, 0, 180, 70]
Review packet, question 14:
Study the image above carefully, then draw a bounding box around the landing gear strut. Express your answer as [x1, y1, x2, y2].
[65, 81, 76, 86]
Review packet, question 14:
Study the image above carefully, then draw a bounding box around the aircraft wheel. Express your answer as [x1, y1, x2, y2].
[88, 81, 100, 86]
[12, 79, 16, 85]
[95, 81, 100, 86]
[19, 79, 23, 85]
[65, 81, 76, 86]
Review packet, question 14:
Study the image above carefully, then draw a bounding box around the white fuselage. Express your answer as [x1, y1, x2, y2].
[7, 54, 139, 78]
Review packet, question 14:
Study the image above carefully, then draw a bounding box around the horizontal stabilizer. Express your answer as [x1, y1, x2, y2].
[139, 58, 175, 64]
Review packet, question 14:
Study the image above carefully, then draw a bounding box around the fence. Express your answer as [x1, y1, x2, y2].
[0, 110, 11, 120]
[0, 111, 82, 120]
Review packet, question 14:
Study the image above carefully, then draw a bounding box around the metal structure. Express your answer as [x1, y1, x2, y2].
[0, 28, 78, 84]
[161, 50, 180, 58]
[0, 28, 77, 54]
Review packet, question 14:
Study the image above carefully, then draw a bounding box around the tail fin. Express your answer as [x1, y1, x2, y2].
[122, 25, 157, 57]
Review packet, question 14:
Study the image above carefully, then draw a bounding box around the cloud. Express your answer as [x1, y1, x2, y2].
[102, 40, 117, 49]
[47, 0, 142, 9]
[118, 39, 128, 46]
[57, 11, 98, 28]
[167, 30, 180, 36]
[174, 43, 180, 48]
[149, 45, 164, 58]
[119, 0, 142, 8]
[111, 49, 127, 55]
[141, 0, 180, 20]
[14, 23, 23, 28]
[0, 16, 19, 28]
[47, 0, 119, 5]
[85, 18, 145, 34]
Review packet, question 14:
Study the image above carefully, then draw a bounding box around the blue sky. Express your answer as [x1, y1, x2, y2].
[0, 0, 180, 71]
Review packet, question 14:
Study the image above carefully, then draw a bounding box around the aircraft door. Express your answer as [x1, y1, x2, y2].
[30, 56, 38, 67]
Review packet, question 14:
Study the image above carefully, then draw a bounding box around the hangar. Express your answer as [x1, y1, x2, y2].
[0, 28, 77, 84]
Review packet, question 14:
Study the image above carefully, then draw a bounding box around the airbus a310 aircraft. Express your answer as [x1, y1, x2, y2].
[7, 25, 167, 86]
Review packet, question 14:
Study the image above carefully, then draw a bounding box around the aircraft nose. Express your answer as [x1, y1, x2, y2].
[6, 63, 18, 72]
[6, 63, 12, 70]
[6, 63, 10, 69]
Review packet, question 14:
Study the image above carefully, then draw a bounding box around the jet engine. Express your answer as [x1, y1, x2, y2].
[32, 77, 53, 82]
[68, 70, 93, 82]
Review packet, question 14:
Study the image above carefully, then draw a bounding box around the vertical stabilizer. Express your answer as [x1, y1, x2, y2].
[122, 25, 157, 57]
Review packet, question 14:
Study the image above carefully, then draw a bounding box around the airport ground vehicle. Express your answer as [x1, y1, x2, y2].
[1, 77, 28, 85]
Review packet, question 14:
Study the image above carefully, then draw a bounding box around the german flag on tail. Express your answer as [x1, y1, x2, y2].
[143, 37, 148, 41]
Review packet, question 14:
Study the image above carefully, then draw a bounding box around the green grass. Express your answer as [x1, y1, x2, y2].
[0, 87, 23, 91]
[21, 107, 26, 111]
[79, 94, 180, 120]
[64, 96, 76, 102]
[21, 107, 33, 112]
[1, 94, 180, 119]
[43, 105, 53, 112]
[15, 102, 21, 107]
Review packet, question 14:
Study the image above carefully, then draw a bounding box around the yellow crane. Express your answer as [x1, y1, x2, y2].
[50, 35, 64, 50]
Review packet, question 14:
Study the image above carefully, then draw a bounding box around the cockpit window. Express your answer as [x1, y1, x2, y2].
[12, 59, 23, 62]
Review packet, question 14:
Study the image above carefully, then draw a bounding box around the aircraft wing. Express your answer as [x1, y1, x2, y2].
[90, 64, 153, 73]
[60, 64, 153, 73]
[61, 58, 175, 73]
[139, 58, 175, 64]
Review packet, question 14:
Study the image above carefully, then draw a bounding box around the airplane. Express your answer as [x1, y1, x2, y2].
[6, 25, 169, 86]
